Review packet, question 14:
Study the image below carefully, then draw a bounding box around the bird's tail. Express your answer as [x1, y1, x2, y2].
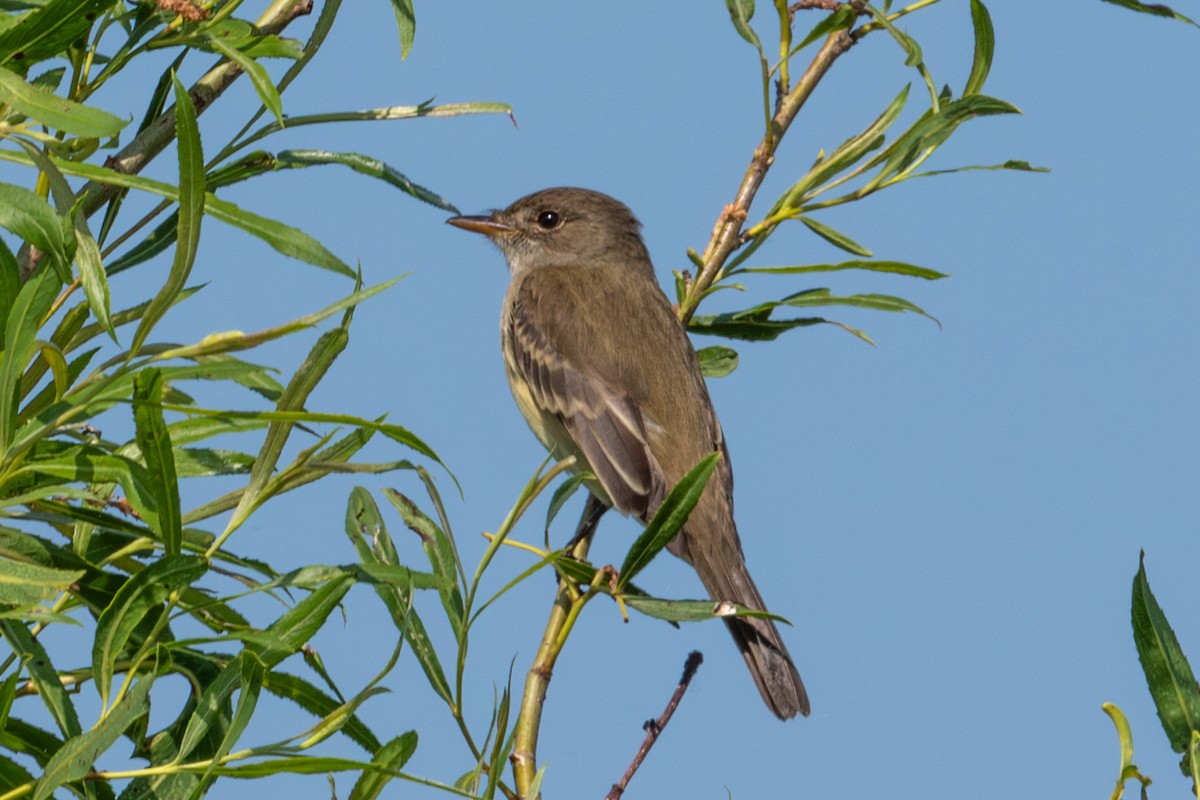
[690, 539, 810, 720]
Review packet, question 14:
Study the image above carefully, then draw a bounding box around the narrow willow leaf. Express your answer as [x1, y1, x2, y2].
[0, 148, 351, 278]
[132, 369, 182, 554]
[624, 595, 792, 624]
[208, 38, 283, 126]
[0, 620, 81, 737]
[205, 192, 353, 276]
[32, 677, 152, 800]
[0, 269, 59, 453]
[275, 150, 458, 212]
[348, 731, 419, 800]
[780, 288, 939, 325]
[798, 216, 873, 257]
[0, 752, 35, 790]
[243, 574, 354, 668]
[779, 85, 909, 207]
[17, 141, 113, 336]
[1098, 0, 1198, 25]
[689, 306, 824, 342]
[130, 73, 205, 357]
[724, 0, 762, 50]
[0, 0, 107, 69]
[0, 64, 126, 136]
[263, 671, 381, 754]
[794, 5, 855, 52]
[203, 756, 373, 778]
[223, 325, 348, 537]
[345, 488, 452, 705]
[92, 555, 206, 709]
[391, 0, 415, 59]
[0, 183, 70, 276]
[1131, 555, 1200, 753]
[13, 449, 162, 532]
[384, 489, 463, 636]
[173, 19, 303, 59]
[739, 259, 947, 279]
[544, 472, 588, 539]
[484, 684, 511, 800]
[0, 559, 82, 605]
[908, 160, 1050, 180]
[964, 0, 994, 96]
[696, 346, 739, 378]
[618, 453, 720, 590]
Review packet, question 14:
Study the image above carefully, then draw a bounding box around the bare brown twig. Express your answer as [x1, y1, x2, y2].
[604, 651, 705, 800]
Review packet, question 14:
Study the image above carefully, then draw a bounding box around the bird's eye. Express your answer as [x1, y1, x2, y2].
[536, 210, 561, 229]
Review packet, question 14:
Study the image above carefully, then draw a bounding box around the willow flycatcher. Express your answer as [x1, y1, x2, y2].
[448, 187, 809, 719]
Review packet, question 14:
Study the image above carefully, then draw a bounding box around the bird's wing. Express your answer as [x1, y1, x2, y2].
[506, 272, 666, 518]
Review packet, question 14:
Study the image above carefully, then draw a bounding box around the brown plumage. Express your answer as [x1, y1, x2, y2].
[448, 187, 809, 719]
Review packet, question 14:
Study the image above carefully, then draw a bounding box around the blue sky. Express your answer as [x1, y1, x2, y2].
[24, 1, 1200, 798]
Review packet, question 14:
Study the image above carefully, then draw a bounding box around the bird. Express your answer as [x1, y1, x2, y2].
[447, 187, 809, 719]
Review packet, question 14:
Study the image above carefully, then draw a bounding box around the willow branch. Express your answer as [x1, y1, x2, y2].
[511, 495, 606, 799]
[679, 16, 860, 323]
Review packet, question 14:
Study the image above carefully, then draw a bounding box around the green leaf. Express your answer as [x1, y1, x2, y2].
[794, 5, 855, 52]
[132, 369, 182, 554]
[0, 64, 127, 136]
[222, 322, 349, 538]
[203, 756, 374, 778]
[0, 558, 82, 606]
[778, 85, 909, 208]
[384, 489, 463, 637]
[618, 453, 720, 590]
[798, 216, 873, 257]
[0, 146, 353, 277]
[345, 488, 452, 706]
[391, 0, 415, 59]
[1097, 0, 1198, 26]
[204, 192, 352, 276]
[208, 37, 283, 126]
[964, 0, 994, 96]
[625, 595, 793, 624]
[92, 555, 207, 709]
[349, 731, 419, 800]
[689, 305, 824, 342]
[32, 676, 152, 800]
[275, 150, 458, 212]
[0, 0, 108, 71]
[739, 259, 947, 280]
[130, 73, 205, 358]
[0, 183, 70, 277]
[243, 573, 354, 668]
[724, 0, 762, 50]
[544, 473, 588, 540]
[263, 671, 381, 754]
[0, 619, 81, 737]
[1131, 554, 1200, 753]
[696, 345, 739, 378]
[0, 268, 59, 453]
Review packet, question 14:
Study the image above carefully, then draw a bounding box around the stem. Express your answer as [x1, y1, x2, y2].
[679, 19, 859, 323]
[511, 495, 605, 798]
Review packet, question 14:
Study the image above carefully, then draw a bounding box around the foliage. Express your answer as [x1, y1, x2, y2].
[0, 0, 1193, 799]
[0, 0, 510, 797]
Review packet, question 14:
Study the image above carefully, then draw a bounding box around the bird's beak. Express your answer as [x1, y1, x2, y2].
[446, 214, 518, 238]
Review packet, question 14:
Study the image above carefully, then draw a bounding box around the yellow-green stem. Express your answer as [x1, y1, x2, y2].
[510, 534, 593, 798]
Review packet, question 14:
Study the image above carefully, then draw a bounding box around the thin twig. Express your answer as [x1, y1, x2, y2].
[605, 651, 705, 800]
[679, 4, 864, 324]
